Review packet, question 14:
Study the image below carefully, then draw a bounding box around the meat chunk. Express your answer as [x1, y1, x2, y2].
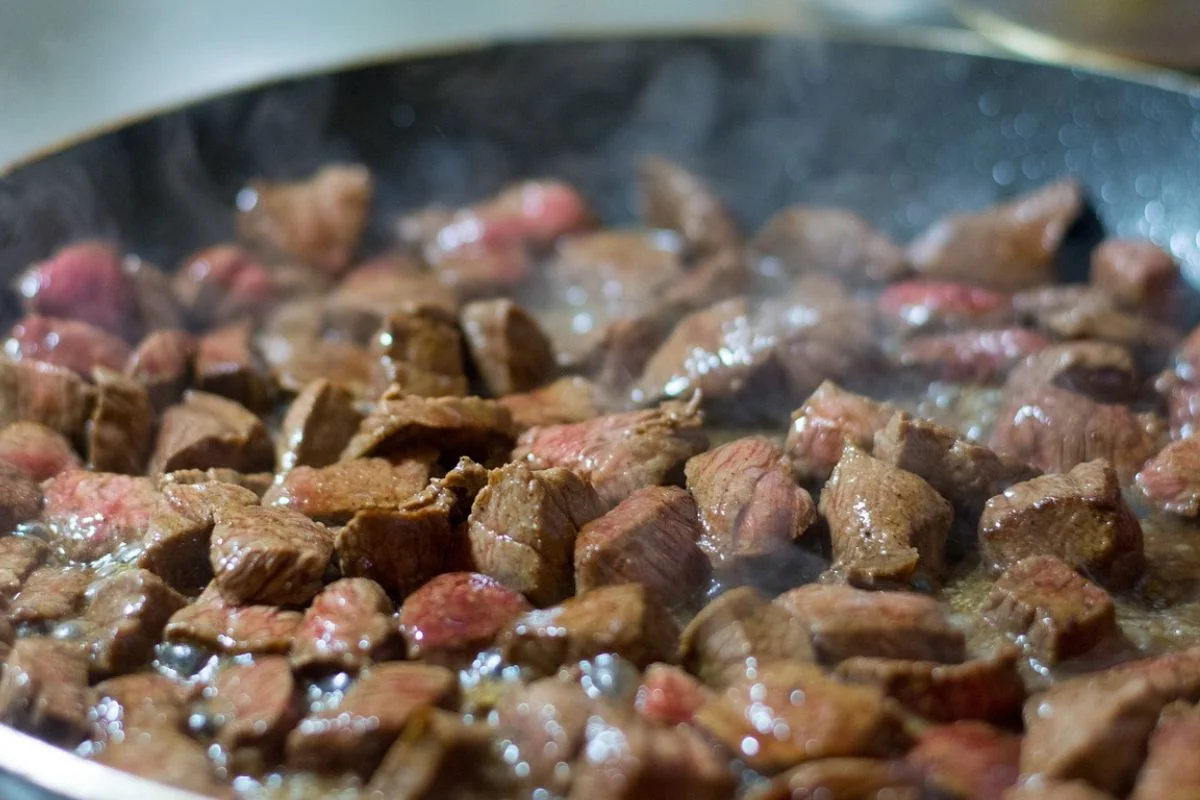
[636, 663, 713, 726]
[277, 379, 362, 471]
[93, 728, 228, 797]
[897, 328, 1051, 384]
[6, 315, 131, 377]
[399, 571, 531, 667]
[165, 582, 303, 655]
[342, 391, 514, 464]
[1130, 703, 1200, 800]
[784, 380, 895, 485]
[1007, 341, 1138, 403]
[1165, 377, 1200, 440]
[17, 241, 136, 338]
[263, 456, 433, 524]
[638, 156, 739, 257]
[86, 369, 154, 474]
[774, 583, 966, 665]
[467, 462, 606, 605]
[908, 721, 1021, 800]
[198, 656, 300, 774]
[124, 329, 195, 410]
[499, 376, 604, 431]
[984, 555, 1117, 664]
[0, 422, 81, 482]
[492, 677, 592, 796]
[432, 244, 533, 301]
[749, 759, 924, 800]
[9, 566, 92, 625]
[514, 399, 707, 508]
[879, 280, 1012, 332]
[574, 485, 710, 610]
[908, 180, 1083, 290]
[370, 308, 469, 398]
[150, 390, 274, 474]
[0, 535, 50, 599]
[193, 320, 274, 411]
[0, 358, 93, 438]
[751, 206, 906, 284]
[820, 443, 953, 589]
[324, 258, 460, 339]
[1023, 287, 1179, 361]
[1090, 238, 1177, 312]
[83, 568, 187, 676]
[499, 583, 679, 675]
[1137, 438, 1200, 517]
[461, 299, 556, 396]
[209, 505, 335, 606]
[551, 229, 684, 314]
[173, 244, 273, 327]
[0, 470, 41, 535]
[979, 459, 1144, 589]
[271, 338, 374, 399]
[291, 577, 402, 673]
[42, 470, 161, 561]
[91, 671, 196, 734]
[237, 163, 372, 274]
[1005, 780, 1119, 800]
[0, 638, 92, 746]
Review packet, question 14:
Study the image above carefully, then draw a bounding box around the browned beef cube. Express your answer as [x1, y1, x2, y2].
[0, 535, 49, 599]
[159, 467, 273, 496]
[1091, 238, 1177, 312]
[467, 462, 606, 605]
[751, 206, 906, 284]
[86, 368, 154, 474]
[271, 339, 375, 399]
[552, 230, 684, 316]
[199, 656, 300, 774]
[291, 577, 403, 673]
[209, 505, 334, 606]
[1161, 377, 1198, 439]
[263, 457, 432, 525]
[7, 315, 131, 377]
[0, 638, 92, 746]
[92, 671, 197, 735]
[1006, 780, 1118, 800]
[124, 329, 196, 410]
[42, 470, 164, 561]
[237, 164, 372, 274]
[695, 661, 901, 774]
[93, 727, 229, 797]
[679, 586, 815, 687]
[123, 255, 184, 333]
[0, 358, 93, 438]
[0, 470, 40, 535]
[151, 390, 274, 475]
[0, 421, 81, 481]
[574, 485, 710, 609]
[514, 400, 708, 508]
[342, 392, 514, 463]
[499, 583, 679, 675]
[84, 568, 187, 676]
[878, 280, 1013, 333]
[908, 721, 1021, 800]
[164, 583, 303, 655]
[493, 677, 593, 797]
[1032, 290, 1179, 360]
[9, 566, 92, 625]
[1007, 341, 1139, 403]
[174, 244, 274, 327]
[784, 380, 895, 485]
[285, 662, 456, 775]
[774, 583, 966, 664]
[325, 259, 460, 341]
[277, 379, 363, 471]
[370, 309, 469, 398]
[749, 759, 924, 800]
[499, 376, 604, 431]
[17, 241, 137, 338]
[873, 411, 1038, 522]
[820, 443, 953, 588]
[461, 299, 556, 397]
[908, 180, 1082, 291]
[897, 327, 1050, 384]
[398, 571, 530, 668]
[1130, 703, 1200, 800]
[979, 459, 1144, 589]
[638, 156, 739, 257]
[635, 663, 713, 726]
[984, 555, 1117, 664]
[193, 320, 274, 411]
[1137, 438, 1200, 517]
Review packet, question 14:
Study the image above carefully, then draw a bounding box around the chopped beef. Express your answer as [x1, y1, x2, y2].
[638, 156, 739, 257]
[750, 206, 906, 284]
[124, 329, 195, 410]
[984, 555, 1117, 664]
[493, 677, 593, 796]
[0, 535, 49, 599]
[9, 566, 92, 625]
[158, 467, 272, 495]
[908, 721, 1021, 800]
[17, 242, 137, 339]
[91, 671, 196, 734]
[370, 308, 469, 397]
[164, 582, 303, 655]
[635, 663, 713, 725]
[466, 462, 606, 605]
[263, 456, 433, 524]
[908, 179, 1083, 290]
[749, 759, 924, 800]
[1006, 780, 1119, 800]
[514, 399, 707, 508]
[6, 315, 131, 377]
[121, 256, 186, 333]
[86, 368, 154, 474]
[94, 726, 229, 796]
[1130, 703, 1200, 800]
[820, 443, 953, 589]
[193, 320, 274, 411]
[0, 638, 92, 746]
[1090, 238, 1177, 312]
[209, 505, 334, 606]
[272, 338, 374, 399]
[173, 244, 274, 327]
[979, 459, 1145, 589]
[551, 230, 684, 314]
[285, 662, 457, 775]
[897, 328, 1051, 384]
[499, 583, 679, 675]
[291, 577, 402, 673]
[236, 163, 372, 274]
[784, 380, 895, 485]
[499, 376, 604, 431]
[83, 568, 187, 676]
[774, 583, 966, 664]
[1028, 288, 1179, 360]
[324, 258, 460, 340]
[0, 422, 81, 481]
[574, 485, 710, 610]
[878, 280, 1012, 332]
[1007, 341, 1139, 403]
[432, 243, 533, 300]
[198, 656, 300, 774]
[1164, 377, 1200, 439]
[1137, 438, 1200, 517]
[461, 298, 556, 396]
[150, 390, 274, 474]
[0, 470, 41, 534]
[0, 358, 93, 438]
[342, 391, 514, 464]
[277, 379, 363, 471]
[42, 470, 161, 561]
[572, 311, 675, 392]
[398, 571, 531, 667]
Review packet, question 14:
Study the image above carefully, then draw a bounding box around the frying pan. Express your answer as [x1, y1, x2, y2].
[1, 27, 1200, 800]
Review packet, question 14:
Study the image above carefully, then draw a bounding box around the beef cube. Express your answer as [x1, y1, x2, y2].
[664, 245, 750, 311]
[979, 459, 1144, 589]
[342, 391, 514, 464]
[432, 243, 533, 301]
[499, 583, 679, 675]
[984, 555, 1117, 664]
[199, 656, 300, 774]
[686, 437, 816, 564]
[1026, 287, 1179, 361]
[1007, 341, 1139, 403]
[1130, 703, 1200, 800]
[1137, 438, 1200, 517]
[91, 671, 197, 735]
[1165, 378, 1200, 440]
[0, 422, 81, 482]
[695, 661, 901, 773]
[398, 571, 531, 667]
[638, 156, 739, 257]
[679, 586, 815, 687]
[1091, 238, 1177, 312]
[9, 566, 92, 625]
[749, 759, 924, 800]
[784, 380, 896, 485]
[493, 677, 593, 796]
[42, 470, 161, 561]
[86, 368, 154, 474]
[0, 638, 92, 745]
[285, 662, 456, 775]
[17, 242, 137, 338]
[908, 180, 1082, 290]
[94, 727, 228, 797]
[0, 470, 40, 534]
[193, 321, 274, 411]
[210, 505, 334, 606]
[165, 582, 303, 655]
[514, 399, 707, 508]
[1005, 780, 1118, 800]
[174, 244, 274, 327]
[291, 577, 403, 673]
[467, 462, 606, 605]
[263, 456, 433, 524]
[371, 308, 469, 398]
[635, 663, 713, 726]
[124, 329, 195, 410]
[908, 721, 1021, 800]
[0, 535, 49, 598]
[751, 206, 906, 284]
[237, 163, 372, 274]
[83, 568, 187, 676]
[7, 315, 131, 377]
[552, 230, 684, 315]
[873, 411, 1038, 523]
[774, 583, 966, 664]
[879, 280, 1012, 332]
[460, 299, 556, 397]
[820, 443, 953, 589]
[272, 338, 375, 399]
[158, 467, 272, 496]
[499, 376, 604, 431]
[324, 259, 460, 341]
[897, 328, 1051, 384]
[277, 379, 363, 471]
[150, 390, 274, 474]
[0, 358, 93, 439]
[574, 485, 710, 610]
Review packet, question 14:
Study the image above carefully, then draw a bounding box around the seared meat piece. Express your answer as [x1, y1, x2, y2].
[371, 308, 469, 398]
[467, 462, 606, 605]
[0, 638, 92, 746]
[119, 255, 185, 332]
[209, 505, 334, 606]
[552, 229, 684, 314]
[42, 470, 161, 561]
[164, 582, 303, 655]
[83, 568, 187, 677]
[774, 583, 966, 665]
[17, 241, 136, 339]
[1007, 341, 1138, 403]
[750, 759, 923, 800]
[236, 163, 372, 274]
[124, 329, 195, 410]
[820, 443, 953, 589]
[979, 459, 1144, 589]
[7, 315, 131, 377]
[1091, 238, 1177, 312]
[1164, 378, 1200, 440]
[150, 390, 274, 474]
[370, 711, 515, 799]
[908, 721, 1021, 800]
[571, 311, 675, 392]
[908, 179, 1083, 290]
[785, 380, 896, 485]
[879, 280, 1012, 332]
[493, 677, 593, 797]
[1029, 288, 1179, 360]
[291, 577, 403, 673]
[751, 206, 906, 284]
[174, 244, 273, 327]
[193, 320, 274, 411]
[198, 656, 300, 774]
[399, 571, 530, 667]
[263, 456, 433, 524]
[324, 258, 460, 340]
[984, 555, 1117, 664]
[638, 156, 739, 257]
[635, 663, 713, 725]
[94, 727, 228, 797]
[0, 358, 93, 438]
[679, 586, 815, 687]
[271, 338, 375, 399]
[9, 566, 92, 625]
[0, 422, 81, 481]
[277, 379, 363, 471]
[461, 299, 556, 396]
[499, 583, 679, 675]
[897, 328, 1050, 384]
[86, 368, 154, 474]
[91, 671, 197, 734]
[0, 470, 41, 535]
[1130, 703, 1200, 800]
[514, 399, 707, 508]
[0, 535, 49, 599]
[432, 243, 532, 300]
[1137, 438, 1200, 517]
[341, 390, 514, 464]
[499, 376, 604, 431]
[574, 485, 710, 610]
